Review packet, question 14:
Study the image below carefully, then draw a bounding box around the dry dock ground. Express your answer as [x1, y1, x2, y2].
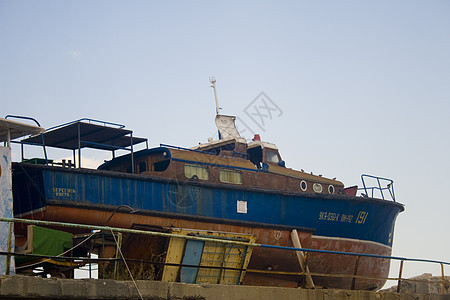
[1, 275, 449, 300]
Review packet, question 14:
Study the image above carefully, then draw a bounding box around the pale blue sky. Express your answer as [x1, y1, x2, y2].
[1, 1, 449, 284]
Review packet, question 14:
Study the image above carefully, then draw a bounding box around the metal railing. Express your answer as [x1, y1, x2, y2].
[45, 118, 127, 131]
[1, 217, 448, 294]
[4, 115, 49, 164]
[359, 174, 396, 202]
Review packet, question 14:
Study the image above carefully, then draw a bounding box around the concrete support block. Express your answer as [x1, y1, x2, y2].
[323, 290, 381, 300]
[167, 283, 331, 300]
[0, 275, 60, 299]
[75, 279, 133, 299]
[167, 283, 293, 300]
[134, 280, 169, 300]
[293, 288, 324, 300]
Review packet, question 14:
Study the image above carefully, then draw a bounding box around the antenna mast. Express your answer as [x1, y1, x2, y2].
[210, 77, 220, 115]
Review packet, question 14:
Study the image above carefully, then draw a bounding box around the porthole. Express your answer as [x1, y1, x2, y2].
[300, 180, 307, 191]
[313, 183, 323, 193]
[328, 185, 335, 194]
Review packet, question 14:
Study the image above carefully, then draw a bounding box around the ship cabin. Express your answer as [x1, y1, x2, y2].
[99, 133, 345, 197]
[247, 138, 284, 169]
[192, 134, 284, 170]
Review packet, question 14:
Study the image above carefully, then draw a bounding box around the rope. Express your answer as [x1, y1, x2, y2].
[109, 228, 144, 300]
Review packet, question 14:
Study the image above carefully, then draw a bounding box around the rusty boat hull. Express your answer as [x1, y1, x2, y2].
[12, 163, 403, 289]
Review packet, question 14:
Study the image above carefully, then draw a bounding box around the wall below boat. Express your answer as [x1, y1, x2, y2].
[0, 275, 447, 300]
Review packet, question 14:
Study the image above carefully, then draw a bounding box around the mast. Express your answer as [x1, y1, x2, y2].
[209, 78, 241, 140]
[210, 77, 220, 115]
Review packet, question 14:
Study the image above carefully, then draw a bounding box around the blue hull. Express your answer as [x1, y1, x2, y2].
[13, 164, 404, 247]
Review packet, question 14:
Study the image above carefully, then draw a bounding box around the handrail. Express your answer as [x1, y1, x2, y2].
[161, 143, 249, 159]
[4, 115, 48, 164]
[80, 140, 133, 152]
[260, 243, 449, 266]
[359, 174, 396, 202]
[160, 143, 216, 155]
[4, 217, 449, 264]
[1, 217, 448, 293]
[46, 118, 126, 132]
[0, 217, 255, 247]
[5, 115, 43, 127]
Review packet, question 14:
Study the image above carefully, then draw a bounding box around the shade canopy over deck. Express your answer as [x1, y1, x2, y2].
[19, 119, 147, 169]
[21, 120, 147, 151]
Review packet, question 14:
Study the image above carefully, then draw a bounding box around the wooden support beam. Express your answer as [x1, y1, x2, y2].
[290, 229, 314, 289]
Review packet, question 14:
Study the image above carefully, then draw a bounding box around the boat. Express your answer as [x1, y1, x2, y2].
[9, 81, 404, 289]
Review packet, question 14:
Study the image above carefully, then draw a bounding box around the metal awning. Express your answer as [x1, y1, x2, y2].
[21, 120, 147, 151]
[0, 118, 45, 144]
[18, 119, 147, 170]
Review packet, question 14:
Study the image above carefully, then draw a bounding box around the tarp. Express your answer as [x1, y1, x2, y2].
[215, 114, 241, 139]
[29, 225, 73, 257]
[15, 225, 73, 268]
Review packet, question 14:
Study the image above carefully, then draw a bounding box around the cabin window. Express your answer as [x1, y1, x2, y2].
[138, 161, 147, 174]
[184, 164, 209, 180]
[220, 169, 242, 184]
[204, 143, 235, 156]
[154, 160, 170, 172]
[247, 146, 263, 168]
[265, 149, 280, 163]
